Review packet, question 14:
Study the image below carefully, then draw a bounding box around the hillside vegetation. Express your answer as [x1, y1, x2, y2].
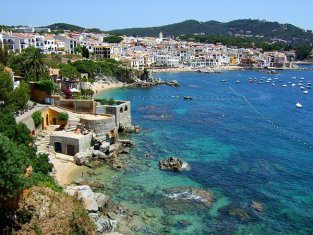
[107, 19, 313, 44]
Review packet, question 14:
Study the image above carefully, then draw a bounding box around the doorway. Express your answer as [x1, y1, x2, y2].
[54, 142, 62, 153]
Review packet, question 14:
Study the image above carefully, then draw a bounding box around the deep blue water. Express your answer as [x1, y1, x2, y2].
[93, 67, 313, 234]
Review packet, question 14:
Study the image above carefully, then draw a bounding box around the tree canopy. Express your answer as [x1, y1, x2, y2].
[103, 35, 123, 43]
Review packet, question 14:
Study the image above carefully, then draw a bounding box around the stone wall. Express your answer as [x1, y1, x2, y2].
[17, 106, 48, 135]
[80, 115, 116, 136]
[56, 99, 96, 114]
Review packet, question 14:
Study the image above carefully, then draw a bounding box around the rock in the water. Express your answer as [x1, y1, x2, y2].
[107, 211, 118, 220]
[112, 160, 123, 170]
[94, 193, 109, 209]
[97, 217, 112, 233]
[100, 142, 110, 152]
[163, 186, 214, 208]
[109, 144, 116, 153]
[83, 197, 98, 212]
[229, 208, 250, 221]
[251, 201, 264, 212]
[159, 157, 190, 171]
[119, 147, 130, 154]
[92, 150, 107, 159]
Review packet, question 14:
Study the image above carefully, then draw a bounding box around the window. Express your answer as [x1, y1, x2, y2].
[124, 105, 128, 111]
[120, 107, 123, 113]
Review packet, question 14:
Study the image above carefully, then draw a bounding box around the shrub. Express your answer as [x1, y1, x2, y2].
[33, 80, 54, 95]
[32, 111, 42, 127]
[57, 112, 69, 122]
[31, 153, 53, 175]
[96, 98, 116, 105]
[0, 134, 30, 201]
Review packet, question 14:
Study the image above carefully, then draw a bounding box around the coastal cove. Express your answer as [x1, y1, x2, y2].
[78, 66, 313, 234]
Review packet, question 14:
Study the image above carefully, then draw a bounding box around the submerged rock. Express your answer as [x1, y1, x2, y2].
[251, 201, 264, 212]
[163, 186, 214, 208]
[159, 157, 190, 171]
[229, 208, 250, 221]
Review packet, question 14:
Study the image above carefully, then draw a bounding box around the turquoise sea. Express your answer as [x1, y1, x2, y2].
[92, 65, 313, 234]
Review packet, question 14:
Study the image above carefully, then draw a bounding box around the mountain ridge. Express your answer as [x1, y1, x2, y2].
[106, 19, 313, 44]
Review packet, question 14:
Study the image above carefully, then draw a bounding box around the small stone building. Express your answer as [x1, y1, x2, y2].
[100, 101, 132, 131]
[50, 131, 93, 156]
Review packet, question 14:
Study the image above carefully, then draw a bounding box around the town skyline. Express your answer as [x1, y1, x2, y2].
[1, 0, 313, 31]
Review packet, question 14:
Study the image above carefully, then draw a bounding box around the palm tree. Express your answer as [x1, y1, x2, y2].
[24, 47, 48, 81]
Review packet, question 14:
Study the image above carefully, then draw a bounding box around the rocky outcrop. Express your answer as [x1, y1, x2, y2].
[165, 80, 180, 87]
[159, 157, 190, 171]
[74, 139, 134, 168]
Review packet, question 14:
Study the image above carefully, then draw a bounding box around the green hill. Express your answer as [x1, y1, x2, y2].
[107, 19, 313, 44]
[46, 23, 103, 33]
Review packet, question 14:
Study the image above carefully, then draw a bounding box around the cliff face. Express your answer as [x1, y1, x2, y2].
[114, 68, 151, 84]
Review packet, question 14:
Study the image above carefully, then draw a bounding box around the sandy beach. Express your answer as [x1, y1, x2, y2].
[50, 153, 88, 186]
[90, 82, 125, 93]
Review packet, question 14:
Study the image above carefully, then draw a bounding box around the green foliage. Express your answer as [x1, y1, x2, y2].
[47, 23, 84, 32]
[294, 45, 312, 60]
[11, 123, 33, 146]
[45, 54, 62, 68]
[0, 46, 9, 66]
[23, 47, 49, 81]
[0, 134, 30, 201]
[32, 111, 42, 127]
[103, 35, 123, 43]
[82, 46, 89, 59]
[107, 19, 313, 44]
[8, 53, 26, 77]
[0, 63, 4, 71]
[59, 63, 80, 79]
[57, 112, 69, 121]
[72, 59, 129, 81]
[80, 88, 94, 98]
[74, 45, 83, 54]
[0, 71, 13, 105]
[69, 201, 95, 233]
[33, 80, 54, 95]
[96, 98, 115, 105]
[31, 153, 53, 175]
[13, 81, 30, 110]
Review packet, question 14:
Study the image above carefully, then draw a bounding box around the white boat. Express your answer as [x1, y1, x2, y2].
[291, 83, 296, 86]
[296, 103, 302, 108]
[292, 76, 296, 79]
[283, 84, 287, 87]
[303, 90, 308, 94]
[300, 86, 305, 90]
[236, 80, 240, 83]
[300, 77, 305, 80]
[272, 83, 276, 86]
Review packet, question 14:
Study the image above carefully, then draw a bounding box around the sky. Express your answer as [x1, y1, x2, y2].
[1, 0, 312, 31]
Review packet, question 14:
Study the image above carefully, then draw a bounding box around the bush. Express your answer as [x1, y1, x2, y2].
[81, 88, 94, 98]
[0, 134, 30, 201]
[32, 111, 42, 127]
[33, 80, 54, 95]
[57, 112, 69, 122]
[96, 98, 115, 105]
[31, 153, 53, 175]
